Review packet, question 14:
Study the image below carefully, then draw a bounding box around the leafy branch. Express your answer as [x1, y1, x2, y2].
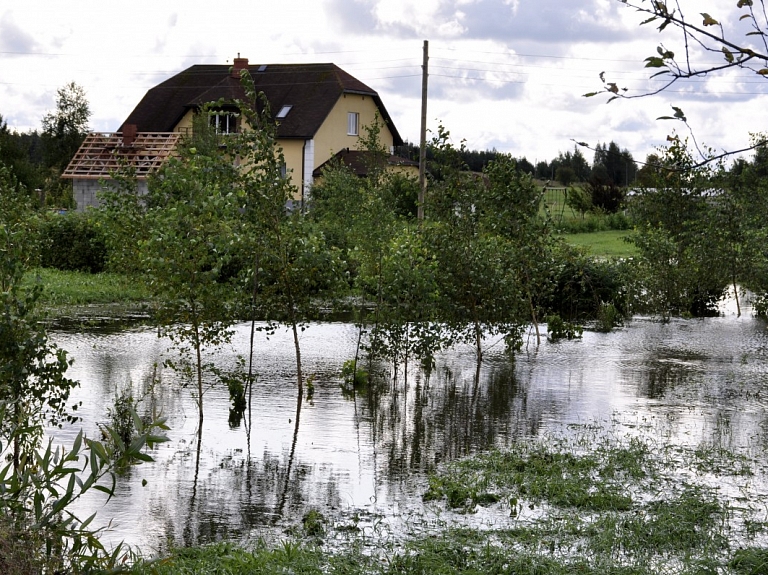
[588, 0, 768, 102]
[582, 0, 768, 169]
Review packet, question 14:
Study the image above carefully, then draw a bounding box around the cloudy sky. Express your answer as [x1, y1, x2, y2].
[2, 0, 766, 165]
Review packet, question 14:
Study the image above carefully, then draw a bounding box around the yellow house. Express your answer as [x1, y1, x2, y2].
[64, 57, 404, 211]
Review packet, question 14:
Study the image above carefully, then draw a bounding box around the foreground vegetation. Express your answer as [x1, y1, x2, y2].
[124, 426, 768, 574]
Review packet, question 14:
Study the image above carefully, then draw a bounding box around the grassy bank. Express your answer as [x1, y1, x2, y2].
[22, 267, 150, 307]
[127, 427, 768, 575]
[561, 229, 637, 259]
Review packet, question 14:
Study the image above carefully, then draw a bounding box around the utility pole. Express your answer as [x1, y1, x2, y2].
[418, 40, 428, 222]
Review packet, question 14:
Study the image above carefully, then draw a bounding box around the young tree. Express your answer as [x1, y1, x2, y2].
[105, 114, 243, 428]
[0, 161, 79, 469]
[0, 167, 170, 565]
[232, 71, 347, 400]
[426, 127, 549, 356]
[628, 139, 730, 317]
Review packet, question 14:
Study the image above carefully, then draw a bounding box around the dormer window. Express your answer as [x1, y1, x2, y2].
[209, 110, 239, 134]
[276, 105, 292, 119]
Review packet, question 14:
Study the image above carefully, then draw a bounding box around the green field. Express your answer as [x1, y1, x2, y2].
[561, 229, 637, 259]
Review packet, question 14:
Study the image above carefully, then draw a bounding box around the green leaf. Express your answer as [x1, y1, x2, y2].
[80, 512, 97, 529]
[50, 494, 70, 517]
[71, 430, 82, 454]
[701, 13, 719, 26]
[722, 47, 734, 63]
[92, 483, 114, 497]
[645, 56, 666, 68]
[582, 92, 600, 97]
[130, 452, 154, 463]
[737, 0, 753, 7]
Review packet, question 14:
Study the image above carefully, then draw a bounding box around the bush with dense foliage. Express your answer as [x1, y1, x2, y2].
[38, 212, 106, 273]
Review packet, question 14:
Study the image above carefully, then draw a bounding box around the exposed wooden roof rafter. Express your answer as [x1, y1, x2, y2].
[62, 132, 181, 180]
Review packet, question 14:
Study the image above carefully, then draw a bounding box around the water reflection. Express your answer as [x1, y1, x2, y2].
[48, 309, 768, 551]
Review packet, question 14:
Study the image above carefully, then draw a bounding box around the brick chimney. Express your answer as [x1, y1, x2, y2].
[232, 55, 248, 78]
[122, 123, 137, 146]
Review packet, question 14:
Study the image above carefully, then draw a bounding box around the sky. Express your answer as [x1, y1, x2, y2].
[2, 0, 767, 166]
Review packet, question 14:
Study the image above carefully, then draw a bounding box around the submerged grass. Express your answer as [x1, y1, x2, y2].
[128, 427, 768, 574]
[423, 437, 651, 513]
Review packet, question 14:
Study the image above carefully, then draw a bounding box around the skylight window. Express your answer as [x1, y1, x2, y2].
[276, 105, 293, 119]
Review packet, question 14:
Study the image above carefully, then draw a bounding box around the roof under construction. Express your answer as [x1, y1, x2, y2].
[62, 132, 181, 180]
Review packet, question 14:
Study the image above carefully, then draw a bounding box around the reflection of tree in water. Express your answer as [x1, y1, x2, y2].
[624, 344, 708, 401]
[358, 354, 542, 482]
[169, 393, 346, 547]
[642, 361, 694, 399]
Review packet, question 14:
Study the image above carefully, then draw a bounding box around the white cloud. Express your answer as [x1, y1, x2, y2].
[0, 0, 764, 165]
[0, 11, 38, 54]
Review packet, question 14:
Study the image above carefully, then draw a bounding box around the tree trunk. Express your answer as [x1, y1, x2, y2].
[528, 292, 541, 346]
[193, 319, 204, 427]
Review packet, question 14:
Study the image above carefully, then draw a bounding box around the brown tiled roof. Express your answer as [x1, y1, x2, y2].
[313, 148, 418, 178]
[120, 63, 403, 144]
[62, 132, 180, 179]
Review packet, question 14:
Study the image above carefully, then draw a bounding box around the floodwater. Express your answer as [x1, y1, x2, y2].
[48, 297, 768, 553]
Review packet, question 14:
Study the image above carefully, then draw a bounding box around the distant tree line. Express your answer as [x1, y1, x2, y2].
[395, 139, 639, 190]
[394, 141, 535, 177]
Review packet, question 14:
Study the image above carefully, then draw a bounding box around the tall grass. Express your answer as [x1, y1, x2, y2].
[22, 267, 150, 307]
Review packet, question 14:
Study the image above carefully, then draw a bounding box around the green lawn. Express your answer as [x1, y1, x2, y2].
[560, 229, 637, 259]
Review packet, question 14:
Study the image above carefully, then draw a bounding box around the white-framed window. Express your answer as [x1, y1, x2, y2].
[210, 111, 239, 134]
[347, 112, 359, 136]
[276, 105, 292, 119]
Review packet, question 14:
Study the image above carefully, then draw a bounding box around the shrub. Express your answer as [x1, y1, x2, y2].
[545, 246, 630, 321]
[38, 212, 106, 273]
[341, 359, 368, 387]
[106, 387, 137, 448]
[546, 314, 583, 342]
[595, 302, 622, 332]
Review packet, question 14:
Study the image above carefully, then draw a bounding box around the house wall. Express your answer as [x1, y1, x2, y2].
[176, 110, 195, 133]
[167, 94, 394, 205]
[314, 94, 394, 164]
[73, 179, 149, 212]
[279, 139, 305, 201]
